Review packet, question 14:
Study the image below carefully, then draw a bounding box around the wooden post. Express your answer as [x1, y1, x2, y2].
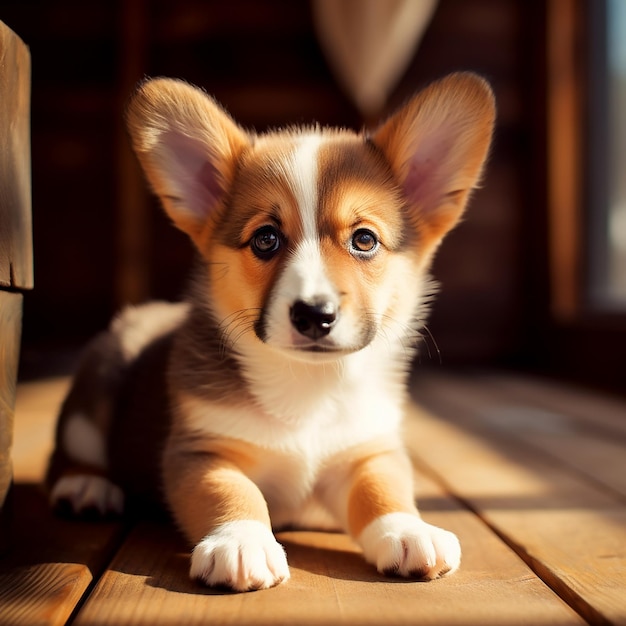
[0, 20, 32, 553]
[546, 0, 583, 320]
[115, 0, 150, 307]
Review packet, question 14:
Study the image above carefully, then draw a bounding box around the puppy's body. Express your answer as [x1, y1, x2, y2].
[48, 74, 495, 591]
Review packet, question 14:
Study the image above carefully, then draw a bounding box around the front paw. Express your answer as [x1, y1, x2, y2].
[190, 520, 290, 592]
[358, 512, 461, 580]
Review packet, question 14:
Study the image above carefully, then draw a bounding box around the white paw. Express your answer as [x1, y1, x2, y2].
[358, 512, 461, 579]
[50, 474, 125, 517]
[190, 520, 290, 592]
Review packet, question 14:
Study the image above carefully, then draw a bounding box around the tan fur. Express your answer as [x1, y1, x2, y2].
[163, 443, 272, 543]
[346, 449, 417, 539]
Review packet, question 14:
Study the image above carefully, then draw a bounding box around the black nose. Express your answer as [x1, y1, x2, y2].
[290, 300, 337, 340]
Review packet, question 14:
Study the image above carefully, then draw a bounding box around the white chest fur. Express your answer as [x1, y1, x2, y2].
[183, 340, 407, 445]
[176, 341, 409, 526]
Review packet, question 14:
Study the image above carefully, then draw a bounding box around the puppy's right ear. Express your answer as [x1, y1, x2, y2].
[126, 78, 250, 245]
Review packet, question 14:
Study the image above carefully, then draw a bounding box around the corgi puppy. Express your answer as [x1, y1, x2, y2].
[46, 73, 495, 592]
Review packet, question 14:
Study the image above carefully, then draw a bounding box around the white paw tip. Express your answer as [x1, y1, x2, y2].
[190, 520, 290, 592]
[359, 512, 461, 580]
[50, 474, 125, 517]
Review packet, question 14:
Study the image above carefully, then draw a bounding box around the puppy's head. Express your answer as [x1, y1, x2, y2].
[126, 74, 495, 361]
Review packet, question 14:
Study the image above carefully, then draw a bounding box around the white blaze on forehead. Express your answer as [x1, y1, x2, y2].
[281, 134, 335, 300]
[286, 133, 324, 239]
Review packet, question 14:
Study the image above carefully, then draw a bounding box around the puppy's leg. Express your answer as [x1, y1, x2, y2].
[326, 448, 461, 580]
[163, 449, 289, 592]
[47, 302, 188, 517]
[46, 331, 126, 518]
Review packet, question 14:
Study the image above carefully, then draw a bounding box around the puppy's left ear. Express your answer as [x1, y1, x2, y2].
[371, 73, 495, 252]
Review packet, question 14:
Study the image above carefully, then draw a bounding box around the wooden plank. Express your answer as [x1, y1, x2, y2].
[409, 372, 626, 625]
[476, 377, 626, 500]
[415, 371, 626, 499]
[73, 472, 583, 626]
[0, 20, 33, 290]
[0, 291, 22, 553]
[0, 483, 126, 626]
[1, 378, 128, 626]
[482, 373, 626, 439]
[0, 18, 31, 555]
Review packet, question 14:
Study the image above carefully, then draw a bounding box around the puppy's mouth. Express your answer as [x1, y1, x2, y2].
[299, 344, 342, 353]
[288, 339, 350, 355]
[258, 331, 369, 361]
[276, 339, 359, 363]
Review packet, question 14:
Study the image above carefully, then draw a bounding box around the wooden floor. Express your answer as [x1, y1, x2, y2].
[1, 369, 625, 625]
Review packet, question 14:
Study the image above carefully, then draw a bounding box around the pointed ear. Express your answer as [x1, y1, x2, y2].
[125, 78, 250, 244]
[371, 72, 495, 249]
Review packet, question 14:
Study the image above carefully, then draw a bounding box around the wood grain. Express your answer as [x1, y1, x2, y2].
[415, 371, 626, 498]
[0, 20, 33, 290]
[0, 17, 32, 558]
[483, 373, 626, 439]
[0, 484, 126, 626]
[0, 291, 23, 553]
[409, 370, 626, 625]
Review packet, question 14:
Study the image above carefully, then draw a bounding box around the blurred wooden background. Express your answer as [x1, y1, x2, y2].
[4, 0, 619, 392]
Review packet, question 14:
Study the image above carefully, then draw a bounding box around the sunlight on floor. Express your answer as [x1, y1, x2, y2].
[13, 378, 69, 482]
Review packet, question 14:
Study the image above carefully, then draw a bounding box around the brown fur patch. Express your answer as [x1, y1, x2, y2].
[316, 135, 407, 251]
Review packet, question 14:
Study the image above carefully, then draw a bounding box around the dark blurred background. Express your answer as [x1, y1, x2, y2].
[2, 0, 624, 394]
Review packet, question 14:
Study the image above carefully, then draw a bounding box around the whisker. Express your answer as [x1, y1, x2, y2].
[204, 261, 231, 282]
[218, 308, 262, 355]
[363, 309, 440, 365]
[375, 312, 420, 355]
[418, 324, 442, 365]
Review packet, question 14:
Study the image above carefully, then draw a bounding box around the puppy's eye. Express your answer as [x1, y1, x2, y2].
[251, 226, 282, 259]
[350, 229, 379, 256]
